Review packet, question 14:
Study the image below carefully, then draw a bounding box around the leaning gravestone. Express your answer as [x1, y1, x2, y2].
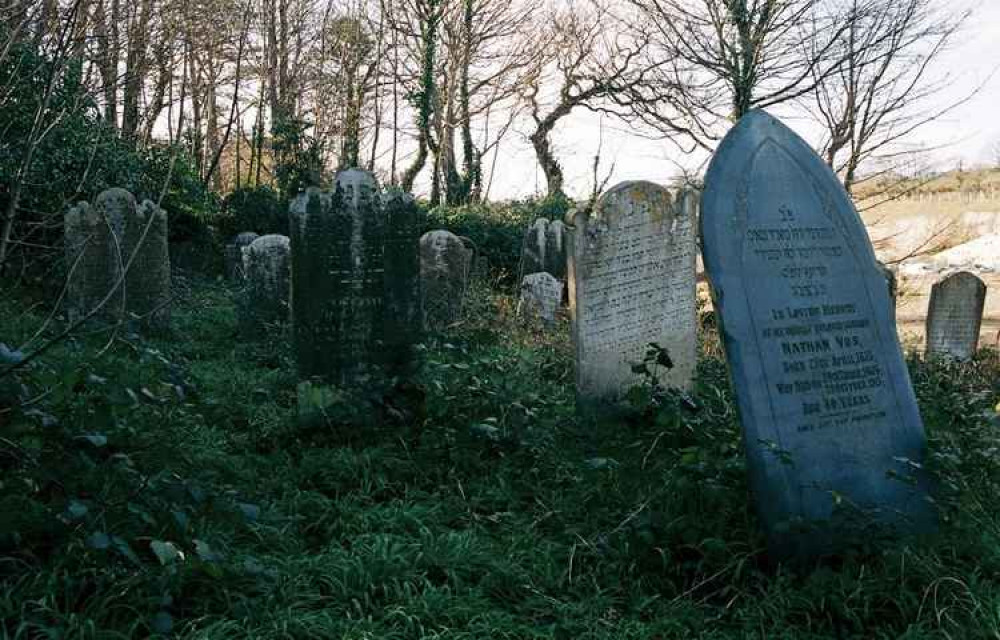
[290, 171, 386, 419]
[518, 272, 564, 325]
[383, 190, 423, 368]
[420, 230, 473, 330]
[520, 218, 568, 281]
[225, 232, 260, 282]
[124, 199, 171, 328]
[925, 271, 986, 360]
[568, 182, 698, 406]
[701, 110, 934, 559]
[239, 234, 291, 338]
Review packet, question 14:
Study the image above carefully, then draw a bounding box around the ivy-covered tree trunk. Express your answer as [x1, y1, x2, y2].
[401, 0, 441, 193]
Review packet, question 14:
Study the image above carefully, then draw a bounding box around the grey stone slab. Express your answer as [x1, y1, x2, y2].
[520, 218, 568, 281]
[383, 189, 423, 368]
[225, 232, 259, 281]
[239, 234, 291, 338]
[518, 272, 564, 325]
[420, 230, 473, 330]
[926, 271, 986, 360]
[701, 110, 934, 559]
[568, 181, 698, 407]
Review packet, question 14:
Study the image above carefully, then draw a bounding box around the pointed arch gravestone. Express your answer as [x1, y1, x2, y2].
[568, 182, 698, 409]
[290, 169, 422, 423]
[925, 271, 987, 360]
[701, 110, 934, 559]
[238, 234, 291, 338]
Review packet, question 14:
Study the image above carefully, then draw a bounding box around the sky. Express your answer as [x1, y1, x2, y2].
[482, 0, 1000, 201]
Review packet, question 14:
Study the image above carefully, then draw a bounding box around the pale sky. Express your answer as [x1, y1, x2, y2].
[483, 0, 1000, 201]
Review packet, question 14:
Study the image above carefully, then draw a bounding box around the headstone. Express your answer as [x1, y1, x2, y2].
[700, 109, 933, 559]
[290, 170, 386, 411]
[64, 189, 170, 328]
[877, 261, 898, 323]
[420, 230, 473, 330]
[520, 218, 568, 281]
[925, 271, 986, 360]
[65, 200, 121, 321]
[238, 234, 291, 338]
[518, 272, 564, 325]
[124, 199, 171, 328]
[225, 232, 260, 281]
[568, 182, 698, 406]
[382, 190, 423, 367]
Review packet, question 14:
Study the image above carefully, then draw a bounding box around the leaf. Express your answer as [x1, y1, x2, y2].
[172, 510, 189, 532]
[237, 503, 260, 521]
[194, 539, 222, 563]
[150, 540, 185, 566]
[112, 536, 141, 565]
[66, 500, 89, 520]
[150, 611, 173, 635]
[0, 343, 25, 366]
[77, 434, 107, 447]
[87, 532, 111, 550]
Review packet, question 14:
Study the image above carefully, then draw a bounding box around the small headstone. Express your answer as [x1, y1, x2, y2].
[925, 271, 986, 360]
[382, 190, 423, 368]
[568, 182, 698, 407]
[125, 199, 171, 328]
[701, 110, 933, 559]
[518, 272, 564, 325]
[238, 234, 291, 338]
[520, 218, 568, 281]
[225, 232, 260, 281]
[420, 230, 473, 330]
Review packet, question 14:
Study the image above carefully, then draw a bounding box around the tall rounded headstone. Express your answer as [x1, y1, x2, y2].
[225, 232, 260, 282]
[239, 234, 291, 338]
[568, 182, 698, 408]
[701, 110, 933, 559]
[125, 200, 171, 328]
[420, 230, 473, 331]
[925, 271, 986, 360]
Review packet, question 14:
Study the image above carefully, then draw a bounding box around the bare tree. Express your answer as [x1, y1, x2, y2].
[809, 0, 972, 195]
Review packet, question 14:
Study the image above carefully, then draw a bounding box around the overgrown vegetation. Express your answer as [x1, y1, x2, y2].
[2, 275, 999, 638]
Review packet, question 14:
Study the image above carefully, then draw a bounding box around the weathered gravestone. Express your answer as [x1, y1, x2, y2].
[519, 272, 564, 325]
[238, 234, 291, 338]
[65, 200, 121, 321]
[65, 189, 170, 328]
[925, 271, 986, 360]
[520, 218, 567, 281]
[700, 110, 934, 559]
[125, 199, 171, 328]
[420, 230, 473, 330]
[568, 182, 698, 408]
[383, 190, 423, 367]
[290, 170, 421, 421]
[225, 232, 260, 281]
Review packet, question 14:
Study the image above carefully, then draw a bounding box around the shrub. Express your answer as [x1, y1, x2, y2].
[220, 185, 287, 239]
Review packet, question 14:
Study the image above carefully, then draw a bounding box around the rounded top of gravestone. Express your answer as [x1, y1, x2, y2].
[233, 232, 260, 247]
[934, 270, 986, 291]
[247, 234, 290, 255]
[521, 271, 560, 287]
[66, 201, 98, 226]
[96, 187, 137, 211]
[420, 229, 466, 251]
[381, 187, 415, 207]
[578, 181, 673, 227]
[136, 200, 167, 222]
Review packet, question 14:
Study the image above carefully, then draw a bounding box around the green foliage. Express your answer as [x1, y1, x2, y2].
[2, 277, 1000, 637]
[272, 115, 324, 200]
[220, 185, 287, 239]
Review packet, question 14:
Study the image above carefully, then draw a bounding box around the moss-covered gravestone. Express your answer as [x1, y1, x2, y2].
[290, 169, 420, 423]
[383, 190, 423, 369]
[420, 230, 473, 330]
[701, 110, 934, 559]
[238, 234, 291, 338]
[225, 232, 260, 282]
[65, 189, 170, 328]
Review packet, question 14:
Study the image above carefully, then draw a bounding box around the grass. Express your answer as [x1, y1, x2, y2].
[2, 274, 1000, 638]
